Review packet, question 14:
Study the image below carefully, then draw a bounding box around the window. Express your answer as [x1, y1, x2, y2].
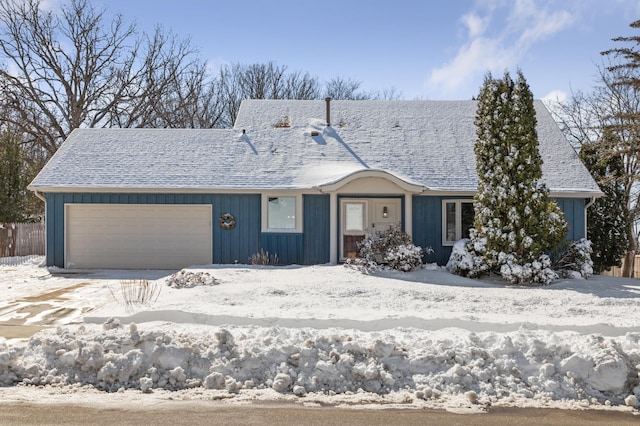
[344, 202, 365, 232]
[442, 200, 474, 245]
[267, 196, 296, 230]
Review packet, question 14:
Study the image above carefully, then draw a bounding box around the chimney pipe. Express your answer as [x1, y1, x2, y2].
[325, 97, 331, 126]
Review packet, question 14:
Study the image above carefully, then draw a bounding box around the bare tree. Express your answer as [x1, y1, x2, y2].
[110, 27, 223, 129]
[0, 0, 215, 158]
[323, 76, 371, 100]
[322, 76, 402, 100]
[216, 61, 320, 127]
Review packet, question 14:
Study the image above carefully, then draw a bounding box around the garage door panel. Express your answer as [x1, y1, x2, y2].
[66, 204, 212, 269]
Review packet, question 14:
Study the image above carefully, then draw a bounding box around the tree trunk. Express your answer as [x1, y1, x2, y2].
[622, 250, 635, 277]
[622, 219, 637, 277]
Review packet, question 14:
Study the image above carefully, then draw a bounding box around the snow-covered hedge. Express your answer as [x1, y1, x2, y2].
[446, 236, 558, 285]
[447, 238, 596, 284]
[498, 253, 557, 285]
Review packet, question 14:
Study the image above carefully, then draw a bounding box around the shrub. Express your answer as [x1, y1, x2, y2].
[553, 238, 594, 279]
[498, 252, 557, 285]
[109, 279, 162, 312]
[349, 225, 428, 273]
[385, 244, 424, 272]
[446, 235, 558, 285]
[445, 237, 489, 278]
[166, 270, 218, 288]
[250, 249, 279, 266]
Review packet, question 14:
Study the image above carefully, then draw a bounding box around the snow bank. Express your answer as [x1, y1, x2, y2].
[2, 259, 640, 411]
[1, 321, 639, 408]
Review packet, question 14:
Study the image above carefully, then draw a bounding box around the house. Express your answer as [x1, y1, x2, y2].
[28, 99, 601, 269]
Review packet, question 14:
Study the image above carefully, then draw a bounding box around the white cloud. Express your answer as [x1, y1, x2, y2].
[511, 0, 574, 49]
[428, 0, 576, 95]
[461, 13, 488, 38]
[428, 37, 514, 92]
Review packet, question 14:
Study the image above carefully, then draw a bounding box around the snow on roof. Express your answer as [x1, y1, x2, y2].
[29, 100, 601, 195]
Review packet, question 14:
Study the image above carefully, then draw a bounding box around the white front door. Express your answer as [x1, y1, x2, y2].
[340, 198, 401, 260]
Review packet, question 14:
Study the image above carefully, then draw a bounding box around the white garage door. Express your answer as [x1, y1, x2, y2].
[65, 204, 212, 269]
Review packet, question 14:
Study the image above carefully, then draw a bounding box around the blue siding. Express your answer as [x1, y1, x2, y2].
[44, 193, 261, 267]
[412, 195, 588, 266]
[412, 196, 472, 265]
[261, 233, 304, 264]
[212, 194, 261, 264]
[43, 192, 588, 268]
[303, 194, 330, 264]
[555, 198, 586, 241]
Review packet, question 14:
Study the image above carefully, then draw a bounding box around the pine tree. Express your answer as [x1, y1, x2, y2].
[579, 134, 629, 273]
[472, 70, 567, 284]
[0, 133, 31, 223]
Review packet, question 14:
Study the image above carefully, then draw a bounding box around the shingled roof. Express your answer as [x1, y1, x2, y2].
[29, 99, 601, 196]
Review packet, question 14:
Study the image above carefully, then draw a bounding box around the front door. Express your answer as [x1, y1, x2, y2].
[340, 198, 401, 260]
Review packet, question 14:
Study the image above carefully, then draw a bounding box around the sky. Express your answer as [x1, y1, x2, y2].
[86, 1, 639, 101]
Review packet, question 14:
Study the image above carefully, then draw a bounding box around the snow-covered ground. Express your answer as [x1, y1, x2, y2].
[1, 257, 640, 414]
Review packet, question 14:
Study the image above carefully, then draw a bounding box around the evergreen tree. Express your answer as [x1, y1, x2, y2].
[472, 70, 567, 284]
[599, 19, 640, 277]
[0, 132, 41, 222]
[0, 132, 29, 222]
[579, 134, 629, 273]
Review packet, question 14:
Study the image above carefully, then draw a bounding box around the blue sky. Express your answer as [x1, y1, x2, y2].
[96, 0, 640, 101]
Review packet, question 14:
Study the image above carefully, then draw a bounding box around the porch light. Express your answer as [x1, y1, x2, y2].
[383, 206, 388, 218]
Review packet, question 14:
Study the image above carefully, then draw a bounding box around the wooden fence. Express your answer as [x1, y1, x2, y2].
[0, 223, 45, 258]
[600, 255, 640, 278]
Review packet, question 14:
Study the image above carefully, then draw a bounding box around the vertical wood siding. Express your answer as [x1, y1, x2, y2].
[260, 233, 304, 264]
[302, 194, 330, 264]
[412, 196, 455, 265]
[212, 194, 261, 264]
[554, 198, 586, 241]
[45, 193, 261, 267]
[43, 193, 588, 268]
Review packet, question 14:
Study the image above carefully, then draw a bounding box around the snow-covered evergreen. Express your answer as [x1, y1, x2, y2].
[455, 70, 568, 285]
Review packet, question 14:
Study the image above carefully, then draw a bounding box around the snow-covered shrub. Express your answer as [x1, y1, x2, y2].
[385, 244, 424, 272]
[554, 238, 594, 279]
[166, 270, 218, 288]
[348, 225, 428, 273]
[445, 237, 488, 278]
[446, 235, 558, 285]
[499, 252, 557, 285]
[359, 225, 412, 261]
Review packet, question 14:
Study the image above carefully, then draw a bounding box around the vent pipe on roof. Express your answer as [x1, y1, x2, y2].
[325, 97, 331, 126]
